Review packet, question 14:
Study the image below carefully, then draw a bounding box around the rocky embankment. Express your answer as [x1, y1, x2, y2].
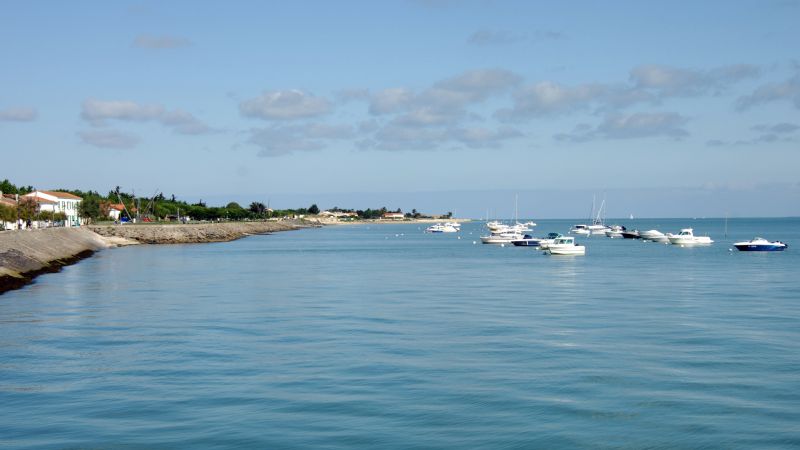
[0, 227, 116, 294]
[87, 220, 309, 244]
[0, 220, 313, 294]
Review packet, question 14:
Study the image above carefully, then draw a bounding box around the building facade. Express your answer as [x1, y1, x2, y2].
[23, 191, 83, 227]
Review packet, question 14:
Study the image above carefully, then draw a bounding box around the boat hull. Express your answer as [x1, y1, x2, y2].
[547, 245, 586, 255]
[667, 237, 713, 245]
[734, 244, 786, 251]
[511, 239, 542, 247]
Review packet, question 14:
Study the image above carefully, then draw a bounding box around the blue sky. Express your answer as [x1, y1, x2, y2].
[1, 0, 798, 217]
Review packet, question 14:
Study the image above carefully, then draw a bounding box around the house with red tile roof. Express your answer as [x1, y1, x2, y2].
[23, 190, 83, 227]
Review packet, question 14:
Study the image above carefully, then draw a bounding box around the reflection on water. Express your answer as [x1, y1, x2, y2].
[1, 218, 799, 449]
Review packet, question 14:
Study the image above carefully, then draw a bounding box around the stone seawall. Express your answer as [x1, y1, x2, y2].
[87, 220, 308, 244]
[0, 228, 113, 294]
[0, 220, 312, 294]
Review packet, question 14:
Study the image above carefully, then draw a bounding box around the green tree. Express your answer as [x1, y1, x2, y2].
[0, 179, 18, 194]
[308, 204, 320, 215]
[79, 196, 102, 222]
[0, 203, 16, 229]
[249, 202, 266, 214]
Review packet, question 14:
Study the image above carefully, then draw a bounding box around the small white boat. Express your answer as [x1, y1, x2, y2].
[604, 225, 625, 238]
[733, 237, 787, 252]
[536, 233, 563, 249]
[426, 223, 458, 233]
[480, 231, 523, 244]
[570, 224, 590, 235]
[546, 236, 586, 255]
[444, 221, 461, 230]
[667, 228, 713, 246]
[639, 229, 669, 243]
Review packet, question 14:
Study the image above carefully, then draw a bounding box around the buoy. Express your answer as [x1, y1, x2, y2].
[501, 244, 505, 247]
[472, 241, 477, 245]
[457, 236, 461, 240]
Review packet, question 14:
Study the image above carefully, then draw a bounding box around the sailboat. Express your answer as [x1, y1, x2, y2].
[588, 195, 610, 235]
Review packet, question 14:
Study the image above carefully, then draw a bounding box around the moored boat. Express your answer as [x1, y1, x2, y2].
[605, 225, 625, 238]
[733, 237, 787, 252]
[511, 235, 542, 247]
[570, 224, 590, 235]
[667, 228, 713, 246]
[546, 236, 586, 255]
[621, 230, 640, 239]
[638, 229, 669, 243]
[536, 233, 563, 250]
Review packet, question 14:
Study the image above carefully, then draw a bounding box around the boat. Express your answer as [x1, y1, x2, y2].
[604, 225, 626, 238]
[667, 228, 713, 246]
[511, 234, 542, 247]
[621, 230, 640, 239]
[536, 232, 563, 250]
[570, 224, 590, 235]
[733, 237, 787, 252]
[444, 221, 461, 230]
[426, 223, 458, 233]
[588, 196, 610, 235]
[638, 229, 669, 243]
[480, 230, 523, 244]
[546, 236, 586, 255]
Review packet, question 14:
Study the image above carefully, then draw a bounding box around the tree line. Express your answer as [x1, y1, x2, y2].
[1, 179, 440, 223]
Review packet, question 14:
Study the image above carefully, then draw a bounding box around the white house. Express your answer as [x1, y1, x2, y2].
[24, 191, 83, 227]
[106, 203, 125, 221]
[382, 212, 405, 220]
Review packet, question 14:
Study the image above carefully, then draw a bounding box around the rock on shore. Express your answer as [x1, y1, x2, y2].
[0, 227, 114, 294]
[87, 220, 309, 244]
[0, 220, 312, 294]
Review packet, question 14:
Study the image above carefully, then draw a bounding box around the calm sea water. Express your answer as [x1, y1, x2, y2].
[1, 218, 799, 449]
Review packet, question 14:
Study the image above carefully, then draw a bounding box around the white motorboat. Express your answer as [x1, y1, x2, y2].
[426, 223, 458, 233]
[536, 233, 563, 249]
[570, 224, 590, 235]
[480, 231, 523, 244]
[604, 225, 625, 238]
[444, 221, 461, 230]
[639, 229, 669, 243]
[733, 237, 787, 252]
[546, 236, 586, 255]
[667, 228, 713, 246]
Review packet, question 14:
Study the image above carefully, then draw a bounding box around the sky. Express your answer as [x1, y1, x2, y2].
[1, 0, 799, 218]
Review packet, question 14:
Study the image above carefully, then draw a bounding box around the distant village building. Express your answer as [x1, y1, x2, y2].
[105, 203, 125, 221]
[319, 210, 358, 219]
[382, 212, 405, 220]
[23, 191, 83, 227]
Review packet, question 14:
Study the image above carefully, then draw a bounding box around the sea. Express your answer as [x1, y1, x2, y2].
[1, 218, 799, 449]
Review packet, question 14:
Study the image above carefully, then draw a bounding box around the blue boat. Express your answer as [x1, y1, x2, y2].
[733, 237, 787, 252]
[511, 234, 542, 247]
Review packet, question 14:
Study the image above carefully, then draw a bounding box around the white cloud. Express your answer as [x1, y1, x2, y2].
[736, 73, 800, 110]
[247, 123, 354, 157]
[450, 126, 523, 148]
[369, 88, 416, 115]
[81, 99, 213, 135]
[0, 107, 37, 122]
[78, 130, 140, 149]
[555, 112, 689, 142]
[630, 64, 759, 96]
[239, 90, 332, 120]
[497, 81, 607, 119]
[133, 35, 192, 49]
